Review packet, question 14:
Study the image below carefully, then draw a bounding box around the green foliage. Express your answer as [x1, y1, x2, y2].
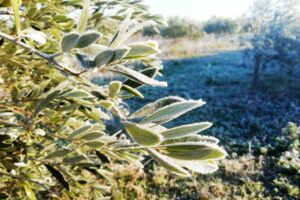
[245, 0, 300, 88]
[146, 17, 204, 40]
[0, 0, 226, 199]
[203, 17, 237, 35]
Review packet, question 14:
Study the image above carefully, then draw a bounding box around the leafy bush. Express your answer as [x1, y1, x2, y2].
[245, 0, 300, 88]
[159, 17, 204, 40]
[203, 17, 237, 35]
[0, 0, 226, 199]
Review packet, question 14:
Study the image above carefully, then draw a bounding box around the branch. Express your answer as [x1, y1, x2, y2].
[0, 31, 126, 119]
[0, 31, 84, 77]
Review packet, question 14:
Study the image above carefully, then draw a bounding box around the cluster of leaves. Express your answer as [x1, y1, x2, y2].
[203, 17, 237, 35]
[144, 17, 204, 40]
[0, 0, 226, 199]
[272, 122, 300, 198]
[244, 0, 300, 88]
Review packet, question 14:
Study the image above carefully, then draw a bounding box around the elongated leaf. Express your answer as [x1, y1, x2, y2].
[61, 32, 80, 52]
[161, 122, 213, 139]
[94, 50, 114, 68]
[75, 31, 101, 48]
[11, 0, 21, 37]
[157, 142, 227, 161]
[121, 84, 144, 98]
[0, 143, 13, 149]
[109, 81, 122, 98]
[129, 96, 184, 119]
[80, 107, 109, 123]
[62, 89, 90, 98]
[45, 149, 72, 159]
[63, 155, 86, 164]
[0, 134, 11, 141]
[108, 65, 167, 87]
[142, 100, 205, 124]
[123, 67, 158, 88]
[109, 12, 132, 48]
[161, 135, 220, 146]
[111, 48, 130, 62]
[146, 148, 190, 177]
[34, 90, 61, 116]
[45, 164, 70, 190]
[120, 21, 153, 45]
[124, 44, 160, 59]
[68, 125, 92, 139]
[83, 141, 106, 148]
[22, 181, 36, 200]
[79, 131, 104, 140]
[0, 192, 9, 199]
[96, 151, 110, 163]
[124, 122, 162, 146]
[77, 0, 90, 32]
[169, 158, 219, 174]
[89, 107, 110, 120]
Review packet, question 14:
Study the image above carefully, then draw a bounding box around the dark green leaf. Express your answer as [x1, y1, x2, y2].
[45, 164, 70, 190]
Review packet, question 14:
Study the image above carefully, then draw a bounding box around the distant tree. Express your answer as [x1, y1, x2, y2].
[246, 0, 300, 89]
[203, 17, 237, 35]
[143, 26, 160, 37]
[160, 17, 203, 40]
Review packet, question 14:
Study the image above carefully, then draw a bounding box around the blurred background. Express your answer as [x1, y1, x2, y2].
[111, 0, 300, 199]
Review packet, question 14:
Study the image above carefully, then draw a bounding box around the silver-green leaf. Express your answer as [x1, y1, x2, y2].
[75, 31, 101, 48]
[109, 81, 122, 98]
[141, 100, 206, 124]
[94, 50, 114, 68]
[161, 122, 213, 139]
[124, 122, 162, 146]
[61, 32, 80, 52]
[129, 96, 185, 119]
[157, 142, 227, 161]
[124, 44, 160, 59]
[83, 141, 106, 148]
[108, 65, 167, 87]
[146, 148, 190, 177]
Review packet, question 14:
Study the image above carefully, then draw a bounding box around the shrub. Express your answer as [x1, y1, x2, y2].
[245, 0, 300, 88]
[160, 17, 204, 40]
[0, 0, 226, 199]
[203, 17, 237, 35]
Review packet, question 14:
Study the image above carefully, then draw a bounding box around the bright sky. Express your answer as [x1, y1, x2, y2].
[144, 0, 254, 22]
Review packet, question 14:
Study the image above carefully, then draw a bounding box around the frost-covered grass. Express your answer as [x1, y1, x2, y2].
[128, 50, 300, 148]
